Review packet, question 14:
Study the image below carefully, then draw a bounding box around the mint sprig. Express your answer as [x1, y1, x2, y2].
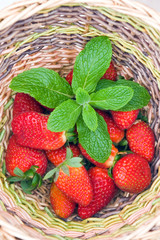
[9, 36, 151, 164]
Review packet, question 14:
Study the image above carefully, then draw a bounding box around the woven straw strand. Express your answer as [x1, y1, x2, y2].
[0, 0, 160, 31]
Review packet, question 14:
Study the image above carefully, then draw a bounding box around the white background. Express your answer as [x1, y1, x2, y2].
[0, 0, 160, 12]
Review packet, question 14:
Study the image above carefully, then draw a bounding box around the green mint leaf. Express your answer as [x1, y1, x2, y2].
[76, 88, 90, 105]
[10, 67, 73, 108]
[96, 79, 116, 91]
[117, 80, 151, 111]
[77, 114, 112, 163]
[43, 168, 57, 180]
[13, 167, 25, 177]
[90, 86, 133, 110]
[82, 103, 98, 131]
[96, 79, 151, 111]
[61, 165, 70, 176]
[72, 36, 112, 94]
[47, 99, 82, 132]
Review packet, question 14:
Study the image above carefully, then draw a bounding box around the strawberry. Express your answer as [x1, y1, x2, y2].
[50, 183, 76, 218]
[13, 93, 43, 118]
[101, 61, 117, 81]
[11, 112, 66, 150]
[96, 110, 124, 143]
[46, 144, 80, 166]
[126, 121, 155, 162]
[79, 144, 118, 169]
[111, 109, 139, 130]
[78, 167, 117, 219]
[5, 135, 47, 176]
[45, 146, 93, 207]
[66, 70, 73, 85]
[112, 153, 151, 193]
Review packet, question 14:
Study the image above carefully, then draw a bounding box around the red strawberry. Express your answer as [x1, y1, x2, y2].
[126, 121, 155, 162]
[96, 110, 124, 143]
[5, 135, 47, 176]
[101, 61, 117, 81]
[46, 145, 93, 207]
[78, 167, 117, 219]
[79, 144, 118, 169]
[13, 93, 43, 118]
[11, 112, 66, 150]
[111, 109, 139, 130]
[50, 183, 76, 218]
[113, 153, 151, 193]
[46, 144, 80, 166]
[66, 70, 73, 85]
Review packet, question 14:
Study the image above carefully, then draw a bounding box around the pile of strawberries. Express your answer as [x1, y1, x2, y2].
[5, 60, 155, 220]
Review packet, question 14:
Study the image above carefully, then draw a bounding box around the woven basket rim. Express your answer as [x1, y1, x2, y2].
[0, 0, 160, 31]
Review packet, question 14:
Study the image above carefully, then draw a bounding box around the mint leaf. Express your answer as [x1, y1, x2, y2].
[72, 36, 112, 94]
[47, 99, 82, 132]
[10, 67, 73, 108]
[96, 79, 116, 91]
[96, 79, 151, 111]
[90, 86, 133, 110]
[76, 88, 90, 105]
[116, 80, 151, 111]
[77, 114, 112, 163]
[82, 103, 98, 131]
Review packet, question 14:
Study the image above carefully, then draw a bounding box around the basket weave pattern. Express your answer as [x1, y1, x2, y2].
[0, 1, 160, 239]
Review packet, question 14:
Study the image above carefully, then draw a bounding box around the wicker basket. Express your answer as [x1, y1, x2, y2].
[0, 0, 160, 239]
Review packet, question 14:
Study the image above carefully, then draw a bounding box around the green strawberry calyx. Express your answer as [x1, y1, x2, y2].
[7, 166, 42, 194]
[43, 148, 83, 182]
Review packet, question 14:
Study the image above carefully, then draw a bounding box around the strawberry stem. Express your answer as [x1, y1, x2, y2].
[7, 166, 42, 194]
[43, 148, 83, 181]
